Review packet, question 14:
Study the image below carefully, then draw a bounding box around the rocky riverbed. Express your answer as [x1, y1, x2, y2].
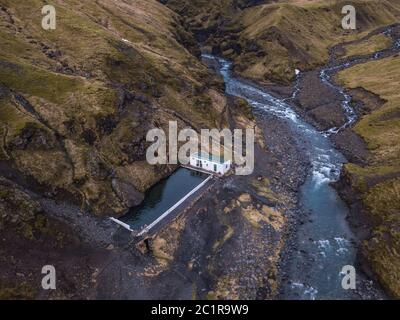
[276, 24, 400, 299]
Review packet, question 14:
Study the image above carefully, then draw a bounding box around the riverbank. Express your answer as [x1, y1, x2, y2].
[332, 33, 400, 297]
[220, 22, 400, 299]
[305, 24, 400, 298]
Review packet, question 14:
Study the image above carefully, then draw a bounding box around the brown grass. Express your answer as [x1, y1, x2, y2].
[337, 54, 400, 297]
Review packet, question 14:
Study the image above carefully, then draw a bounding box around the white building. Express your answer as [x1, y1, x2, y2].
[189, 152, 231, 175]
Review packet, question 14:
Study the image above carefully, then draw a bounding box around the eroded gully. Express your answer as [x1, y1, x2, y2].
[202, 25, 400, 300]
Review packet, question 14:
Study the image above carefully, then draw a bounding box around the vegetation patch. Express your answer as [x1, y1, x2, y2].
[337, 53, 400, 297]
[343, 33, 393, 58]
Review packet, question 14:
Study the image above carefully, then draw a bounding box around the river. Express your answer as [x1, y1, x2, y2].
[202, 52, 382, 299]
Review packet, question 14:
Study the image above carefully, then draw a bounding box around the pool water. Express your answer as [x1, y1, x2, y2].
[121, 168, 208, 230]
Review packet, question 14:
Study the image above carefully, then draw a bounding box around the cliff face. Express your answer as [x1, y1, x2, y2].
[0, 0, 229, 218]
[160, 0, 274, 41]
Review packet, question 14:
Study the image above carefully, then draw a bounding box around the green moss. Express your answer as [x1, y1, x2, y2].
[364, 178, 400, 221]
[0, 282, 36, 300]
[0, 99, 35, 137]
[233, 97, 254, 120]
[337, 48, 400, 298]
[0, 60, 82, 104]
[206, 291, 217, 300]
[344, 33, 393, 58]
[202, 0, 400, 83]
[0, 191, 9, 199]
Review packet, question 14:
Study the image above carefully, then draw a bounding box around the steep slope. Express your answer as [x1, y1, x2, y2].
[336, 54, 400, 297]
[207, 0, 400, 84]
[161, 0, 272, 40]
[164, 0, 400, 84]
[0, 0, 228, 217]
[0, 0, 251, 299]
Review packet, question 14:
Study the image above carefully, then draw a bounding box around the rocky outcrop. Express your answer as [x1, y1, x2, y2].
[111, 178, 144, 210]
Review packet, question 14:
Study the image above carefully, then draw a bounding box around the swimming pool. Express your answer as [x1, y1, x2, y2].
[120, 168, 208, 231]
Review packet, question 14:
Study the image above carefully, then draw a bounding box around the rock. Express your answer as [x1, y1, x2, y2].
[111, 178, 144, 208]
[9, 123, 54, 151]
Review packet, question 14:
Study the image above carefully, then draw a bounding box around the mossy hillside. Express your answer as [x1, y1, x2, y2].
[170, 0, 400, 84]
[0, 58, 118, 139]
[0, 0, 221, 122]
[0, 0, 229, 215]
[162, 0, 238, 31]
[337, 54, 400, 297]
[1, 0, 191, 79]
[0, 0, 112, 78]
[0, 98, 36, 140]
[222, 0, 400, 84]
[338, 55, 400, 167]
[364, 177, 400, 297]
[343, 33, 393, 58]
[0, 59, 84, 104]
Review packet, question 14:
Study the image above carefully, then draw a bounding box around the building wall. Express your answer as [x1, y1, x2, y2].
[189, 157, 231, 175]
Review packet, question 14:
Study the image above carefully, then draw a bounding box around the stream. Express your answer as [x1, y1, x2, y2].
[201, 32, 400, 298]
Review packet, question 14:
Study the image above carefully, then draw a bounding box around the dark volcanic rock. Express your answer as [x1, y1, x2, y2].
[294, 70, 346, 130]
[9, 123, 55, 151]
[111, 178, 144, 209]
[331, 128, 368, 165]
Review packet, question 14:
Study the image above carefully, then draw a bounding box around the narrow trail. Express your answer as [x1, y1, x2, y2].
[202, 24, 400, 300]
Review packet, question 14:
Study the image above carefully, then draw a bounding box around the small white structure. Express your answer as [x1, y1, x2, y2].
[189, 152, 231, 175]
